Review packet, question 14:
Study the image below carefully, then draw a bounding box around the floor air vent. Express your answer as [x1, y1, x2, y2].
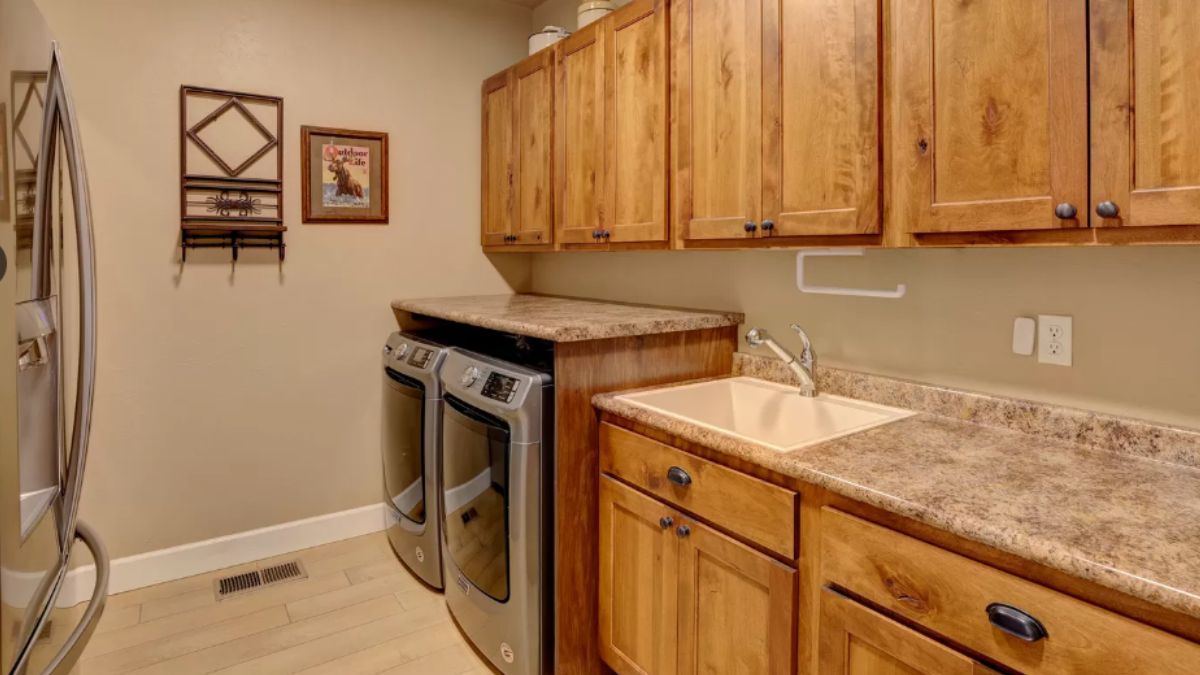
[215, 560, 306, 599]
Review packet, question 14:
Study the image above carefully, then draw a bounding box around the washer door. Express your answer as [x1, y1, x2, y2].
[442, 395, 510, 602]
[382, 369, 427, 525]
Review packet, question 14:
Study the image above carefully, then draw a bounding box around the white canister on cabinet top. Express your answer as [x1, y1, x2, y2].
[578, 1, 615, 28]
[529, 26, 570, 55]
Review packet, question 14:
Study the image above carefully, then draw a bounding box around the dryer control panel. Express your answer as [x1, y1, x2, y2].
[480, 372, 520, 403]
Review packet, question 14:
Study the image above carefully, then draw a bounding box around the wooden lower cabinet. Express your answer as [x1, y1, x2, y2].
[819, 588, 992, 674]
[599, 476, 796, 675]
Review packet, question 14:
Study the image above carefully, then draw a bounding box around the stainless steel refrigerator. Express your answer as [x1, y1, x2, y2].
[1, 44, 108, 675]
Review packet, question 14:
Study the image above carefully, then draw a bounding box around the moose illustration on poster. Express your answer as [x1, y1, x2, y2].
[322, 144, 369, 208]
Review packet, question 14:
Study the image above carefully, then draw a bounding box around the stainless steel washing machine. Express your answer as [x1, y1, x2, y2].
[439, 347, 554, 675]
[381, 331, 451, 589]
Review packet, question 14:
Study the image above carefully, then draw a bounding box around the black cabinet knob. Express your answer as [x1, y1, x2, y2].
[676, 525, 691, 538]
[666, 466, 692, 487]
[744, 221, 758, 233]
[591, 230, 601, 240]
[659, 516, 673, 529]
[986, 603, 1048, 642]
[1054, 203, 1077, 220]
[603, 230, 611, 239]
[761, 220, 775, 232]
[1096, 201, 1120, 219]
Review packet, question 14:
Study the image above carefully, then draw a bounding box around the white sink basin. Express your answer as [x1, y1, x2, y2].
[616, 377, 914, 452]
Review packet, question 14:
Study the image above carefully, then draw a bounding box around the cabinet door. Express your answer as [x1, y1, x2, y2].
[599, 477, 679, 675]
[1092, 0, 1200, 227]
[606, 0, 668, 244]
[891, 0, 1088, 233]
[481, 70, 513, 247]
[676, 518, 795, 675]
[556, 22, 606, 246]
[819, 588, 991, 674]
[672, 0, 764, 241]
[766, 0, 880, 237]
[513, 50, 555, 246]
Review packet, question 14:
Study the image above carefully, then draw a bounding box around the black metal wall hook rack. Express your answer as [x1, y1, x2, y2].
[181, 224, 287, 262]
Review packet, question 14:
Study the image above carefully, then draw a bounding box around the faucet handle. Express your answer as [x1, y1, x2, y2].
[745, 327, 768, 346]
[789, 324, 816, 366]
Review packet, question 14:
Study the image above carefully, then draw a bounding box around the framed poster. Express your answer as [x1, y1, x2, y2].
[0, 103, 10, 222]
[301, 126, 388, 223]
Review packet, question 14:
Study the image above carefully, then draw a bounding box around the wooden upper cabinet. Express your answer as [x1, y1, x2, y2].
[1092, 0, 1200, 228]
[556, 22, 606, 246]
[676, 518, 796, 675]
[606, 0, 668, 244]
[513, 50, 555, 246]
[891, 0, 1089, 234]
[599, 477, 678, 675]
[481, 71, 513, 248]
[557, 0, 667, 249]
[767, 0, 881, 237]
[672, 0, 764, 241]
[674, 0, 881, 243]
[819, 589, 992, 674]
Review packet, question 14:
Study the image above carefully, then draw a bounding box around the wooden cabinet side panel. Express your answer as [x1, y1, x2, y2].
[554, 327, 736, 675]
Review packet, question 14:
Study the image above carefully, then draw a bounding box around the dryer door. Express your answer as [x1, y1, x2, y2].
[382, 369, 427, 525]
[442, 395, 510, 603]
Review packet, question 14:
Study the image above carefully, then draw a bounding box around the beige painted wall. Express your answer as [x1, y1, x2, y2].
[531, 247, 1200, 429]
[18, 0, 532, 558]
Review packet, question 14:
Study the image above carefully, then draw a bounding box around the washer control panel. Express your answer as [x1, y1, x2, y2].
[407, 346, 433, 369]
[481, 372, 520, 403]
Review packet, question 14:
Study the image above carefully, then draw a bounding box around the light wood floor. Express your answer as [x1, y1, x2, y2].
[77, 532, 495, 674]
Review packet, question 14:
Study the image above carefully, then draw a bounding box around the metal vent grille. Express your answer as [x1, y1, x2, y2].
[216, 571, 262, 598]
[214, 560, 306, 600]
[261, 560, 305, 585]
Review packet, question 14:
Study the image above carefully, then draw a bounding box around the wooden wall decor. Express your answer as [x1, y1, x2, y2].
[0, 103, 10, 222]
[179, 85, 285, 262]
[11, 71, 47, 247]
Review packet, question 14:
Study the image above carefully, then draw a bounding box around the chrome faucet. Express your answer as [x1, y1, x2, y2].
[745, 325, 818, 397]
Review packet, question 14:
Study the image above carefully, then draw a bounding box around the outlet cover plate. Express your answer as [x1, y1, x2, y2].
[1037, 315, 1073, 366]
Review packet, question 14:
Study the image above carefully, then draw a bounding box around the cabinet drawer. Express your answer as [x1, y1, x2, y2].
[821, 508, 1200, 674]
[600, 423, 797, 558]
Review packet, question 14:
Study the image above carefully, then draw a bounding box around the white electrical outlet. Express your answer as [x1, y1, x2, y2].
[1037, 315, 1073, 366]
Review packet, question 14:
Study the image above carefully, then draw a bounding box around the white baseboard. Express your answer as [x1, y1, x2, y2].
[58, 503, 388, 607]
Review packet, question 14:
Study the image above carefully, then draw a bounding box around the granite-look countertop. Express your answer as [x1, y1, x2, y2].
[392, 294, 743, 342]
[594, 377, 1200, 620]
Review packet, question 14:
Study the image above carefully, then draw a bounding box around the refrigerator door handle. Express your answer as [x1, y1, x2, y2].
[40, 520, 109, 675]
[32, 43, 99, 546]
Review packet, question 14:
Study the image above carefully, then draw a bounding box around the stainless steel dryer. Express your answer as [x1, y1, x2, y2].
[439, 348, 553, 675]
[381, 331, 451, 589]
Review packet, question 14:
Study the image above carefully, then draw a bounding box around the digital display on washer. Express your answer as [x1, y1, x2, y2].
[407, 347, 433, 368]
[481, 373, 520, 402]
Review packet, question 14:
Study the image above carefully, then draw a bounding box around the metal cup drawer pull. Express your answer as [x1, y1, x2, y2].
[986, 603, 1048, 642]
[666, 466, 692, 487]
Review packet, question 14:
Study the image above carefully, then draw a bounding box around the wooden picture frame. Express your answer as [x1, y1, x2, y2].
[0, 103, 10, 222]
[301, 126, 388, 224]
